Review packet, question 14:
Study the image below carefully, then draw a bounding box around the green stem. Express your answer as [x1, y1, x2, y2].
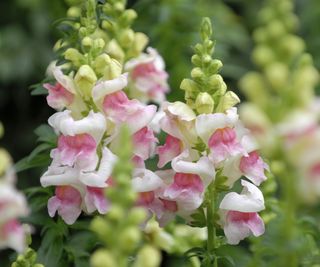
[206, 182, 218, 266]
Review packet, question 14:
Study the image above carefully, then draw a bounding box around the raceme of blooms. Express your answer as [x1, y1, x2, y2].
[154, 101, 268, 244]
[0, 142, 29, 253]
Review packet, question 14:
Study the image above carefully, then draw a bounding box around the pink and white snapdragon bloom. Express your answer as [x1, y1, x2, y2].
[41, 71, 161, 224]
[0, 182, 29, 252]
[125, 47, 170, 103]
[196, 108, 248, 165]
[219, 180, 265, 245]
[41, 110, 118, 224]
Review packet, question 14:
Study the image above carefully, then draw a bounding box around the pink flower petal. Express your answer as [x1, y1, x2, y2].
[133, 127, 158, 160]
[239, 151, 268, 186]
[157, 135, 182, 168]
[44, 82, 74, 110]
[85, 187, 109, 214]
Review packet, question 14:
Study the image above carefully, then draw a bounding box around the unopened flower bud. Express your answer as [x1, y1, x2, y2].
[91, 217, 110, 240]
[133, 245, 161, 267]
[128, 32, 149, 58]
[208, 59, 223, 73]
[119, 29, 135, 48]
[119, 227, 141, 252]
[180, 79, 198, 94]
[91, 249, 116, 267]
[108, 204, 124, 222]
[191, 67, 204, 79]
[82, 37, 93, 47]
[105, 40, 125, 62]
[102, 3, 112, 14]
[252, 45, 274, 67]
[191, 55, 201, 66]
[216, 91, 240, 113]
[128, 207, 147, 224]
[65, 48, 85, 67]
[280, 35, 305, 58]
[114, 2, 125, 12]
[265, 63, 288, 90]
[67, 6, 81, 18]
[208, 74, 226, 94]
[120, 9, 137, 26]
[266, 20, 285, 39]
[101, 20, 113, 31]
[195, 92, 214, 114]
[94, 38, 106, 50]
[75, 65, 97, 99]
[200, 17, 212, 41]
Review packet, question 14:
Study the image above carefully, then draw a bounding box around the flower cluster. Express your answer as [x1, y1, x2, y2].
[39, 1, 268, 249]
[0, 124, 29, 253]
[40, 0, 167, 225]
[239, 0, 320, 203]
[151, 102, 267, 244]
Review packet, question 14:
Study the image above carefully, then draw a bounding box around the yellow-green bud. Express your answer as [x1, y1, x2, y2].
[266, 20, 285, 39]
[180, 79, 198, 94]
[195, 92, 214, 114]
[91, 217, 110, 240]
[265, 63, 288, 90]
[208, 74, 226, 94]
[93, 54, 111, 75]
[64, 48, 85, 67]
[252, 45, 274, 67]
[67, 6, 81, 18]
[128, 207, 147, 224]
[114, 2, 125, 12]
[280, 35, 305, 58]
[119, 29, 135, 48]
[216, 91, 240, 113]
[191, 55, 201, 66]
[101, 20, 113, 31]
[239, 72, 269, 108]
[108, 205, 124, 222]
[75, 65, 97, 99]
[191, 68, 204, 79]
[127, 32, 149, 58]
[133, 245, 161, 267]
[94, 38, 106, 51]
[119, 227, 141, 252]
[208, 59, 223, 73]
[82, 37, 93, 48]
[91, 249, 116, 267]
[105, 40, 125, 63]
[120, 9, 137, 26]
[253, 28, 267, 43]
[102, 3, 112, 14]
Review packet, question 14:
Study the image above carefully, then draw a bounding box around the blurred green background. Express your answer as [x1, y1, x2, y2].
[0, 0, 320, 265]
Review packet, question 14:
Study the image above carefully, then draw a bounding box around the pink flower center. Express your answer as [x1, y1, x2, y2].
[239, 151, 259, 173]
[208, 127, 237, 148]
[139, 191, 155, 205]
[0, 219, 21, 238]
[58, 134, 96, 153]
[55, 186, 82, 203]
[103, 91, 129, 111]
[227, 211, 256, 223]
[160, 198, 178, 212]
[132, 62, 157, 79]
[174, 173, 204, 192]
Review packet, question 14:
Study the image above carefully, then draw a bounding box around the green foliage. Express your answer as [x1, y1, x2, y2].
[15, 125, 57, 172]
